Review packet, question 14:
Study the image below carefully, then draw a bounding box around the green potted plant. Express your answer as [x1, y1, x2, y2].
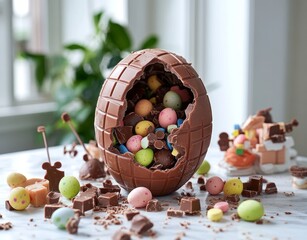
[22, 11, 159, 144]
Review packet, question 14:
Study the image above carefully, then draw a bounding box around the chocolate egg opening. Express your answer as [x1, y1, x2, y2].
[95, 49, 212, 196]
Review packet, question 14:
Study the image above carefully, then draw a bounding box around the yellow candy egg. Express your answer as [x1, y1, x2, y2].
[135, 120, 155, 137]
[9, 187, 30, 210]
[147, 75, 162, 92]
[134, 99, 153, 117]
[207, 208, 223, 222]
[223, 178, 243, 196]
[7, 172, 27, 188]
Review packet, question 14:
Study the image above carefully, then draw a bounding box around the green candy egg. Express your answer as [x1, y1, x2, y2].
[59, 176, 80, 199]
[237, 200, 264, 222]
[196, 160, 211, 175]
[135, 149, 154, 167]
[163, 91, 182, 110]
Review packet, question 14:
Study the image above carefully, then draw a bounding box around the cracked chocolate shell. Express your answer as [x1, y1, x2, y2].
[95, 49, 212, 196]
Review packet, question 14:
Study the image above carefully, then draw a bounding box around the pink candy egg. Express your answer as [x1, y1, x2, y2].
[158, 108, 177, 128]
[127, 187, 152, 208]
[205, 176, 224, 195]
[126, 135, 143, 153]
[214, 201, 229, 213]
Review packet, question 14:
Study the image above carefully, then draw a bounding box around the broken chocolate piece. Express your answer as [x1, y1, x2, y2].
[98, 193, 118, 208]
[197, 176, 205, 185]
[265, 182, 278, 194]
[123, 112, 144, 128]
[66, 216, 80, 234]
[130, 215, 153, 235]
[179, 197, 201, 215]
[146, 199, 163, 212]
[124, 210, 140, 221]
[225, 194, 240, 203]
[113, 126, 133, 144]
[199, 185, 206, 191]
[46, 191, 61, 204]
[79, 155, 106, 180]
[154, 149, 175, 169]
[100, 180, 121, 194]
[5, 200, 15, 211]
[73, 195, 95, 214]
[112, 229, 131, 240]
[243, 175, 263, 195]
[44, 204, 63, 219]
[167, 208, 184, 217]
[241, 190, 258, 198]
[185, 181, 193, 190]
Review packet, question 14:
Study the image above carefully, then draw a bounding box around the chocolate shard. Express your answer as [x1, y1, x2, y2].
[124, 210, 140, 221]
[79, 157, 106, 180]
[66, 216, 80, 234]
[197, 176, 205, 185]
[123, 112, 144, 127]
[113, 126, 133, 144]
[199, 184, 206, 191]
[100, 180, 121, 194]
[154, 149, 175, 170]
[112, 229, 131, 240]
[73, 195, 95, 214]
[241, 190, 258, 198]
[179, 197, 201, 215]
[167, 208, 184, 217]
[265, 182, 278, 194]
[130, 215, 153, 235]
[146, 199, 163, 212]
[243, 175, 263, 195]
[46, 191, 61, 204]
[5, 200, 15, 211]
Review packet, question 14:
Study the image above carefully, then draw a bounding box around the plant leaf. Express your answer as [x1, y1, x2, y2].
[106, 20, 132, 51]
[93, 11, 103, 34]
[138, 35, 159, 49]
[64, 43, 89, 52]
[107, 54, 122, 68]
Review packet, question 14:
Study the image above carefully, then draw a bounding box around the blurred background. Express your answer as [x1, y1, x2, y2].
[0, 0, 306, 156]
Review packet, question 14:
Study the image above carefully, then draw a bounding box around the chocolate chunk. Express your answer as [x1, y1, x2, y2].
[79, 155, 106, 180]
[154, 149, 175, 169]
[197, 176, 205, 185]
[0, 222, 13, 230]
[112, 229, 131, 240]
[42, 161, 64, 192]
[225, 194, 240, 203]
[130, 215, 153, 235]
[73, 195, 95, 214]
[179, 197, 201, 215]
[98, 193, 118, 208]
[46, 191, 61, 204]
[241, 190, 258, 198]
[124, 210, 140, 221]
[155, 130, 165, 140]
[123, 112, 144, 127]
[66, 216, 80, 234]
[167, 208, 184, 217]
[5, 200, 15, 211]
[113, 126, 133, 144]
[265, 182, 278, 194]
[243, 175, 263, 195]
[290, 166, 307, 178]
[146, 199, 163, 212]
[199, 184, 206, 191]
[44, 204, 63, 219]
[99, 181, 121, 194]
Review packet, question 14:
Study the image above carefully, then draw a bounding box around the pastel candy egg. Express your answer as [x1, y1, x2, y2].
[163, 91, 182, 110]
[127, 187, 152, 208]
[223, 178, 243, 196]
[158, 108, 177, 128]
[7, 172, 27, 188]
[206, 176, 224, 195]
[214, 201, 229, 213]
[119, 144, 129, 154]
[135, 149, 154, 167]
[196, 160, 211, 175]
[207, 208, 223, 222]
[134, 99, 153, 117]
[237, 200, 264, 222]
[9, 187, 30, 210]
[170, 85, 191, 103]
[51, 207, 75, 229]
[147, 75, 162, 92]
[135, 120, 155, 137]
[59, 176, 80, 199]
[126, 135, 143, 153]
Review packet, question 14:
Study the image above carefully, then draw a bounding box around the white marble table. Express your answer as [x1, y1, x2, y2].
[0, 146, 307, 240]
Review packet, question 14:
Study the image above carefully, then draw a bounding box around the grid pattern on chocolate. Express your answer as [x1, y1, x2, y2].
[95, 49, 212, 196]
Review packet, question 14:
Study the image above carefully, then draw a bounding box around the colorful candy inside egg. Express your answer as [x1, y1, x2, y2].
[7, 172, 27, 188]
[135, 149, 154, 167]
[223, 178, 243, 196]
[126, 135, 143, 153]
[127, 187, 152, 208]
[134, 99, 153, 117]
[147, 75, 162, 92]
[51, 207, 75, 229]
[59, 176, 80, 199]
[158, 108, 177, 128]
[135, 120, 155, 137]
[9, 187, 30, 210]
[163, 91, 182, 110]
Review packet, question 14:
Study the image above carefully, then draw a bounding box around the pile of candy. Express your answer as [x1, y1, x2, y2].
[112, 71, 193, 170]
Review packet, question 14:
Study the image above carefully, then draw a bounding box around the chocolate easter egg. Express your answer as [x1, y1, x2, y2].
[95, 49, 212, 196]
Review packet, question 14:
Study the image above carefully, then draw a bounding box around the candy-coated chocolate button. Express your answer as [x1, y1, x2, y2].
[206, 176, 224, 195]
[223, 178, 243, 196]
[134, 99, 153, 117]
[237, 200, 264, 222]
[207, 208, 223, 222]
[127, 187, 152, 208]
[126, 135, 142, 153]
[59, 176, 80, 199]
[213, 201, 229, 213]
[158, 108, 177, 128]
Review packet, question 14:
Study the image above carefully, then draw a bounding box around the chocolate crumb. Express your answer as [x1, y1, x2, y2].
[284, 192, 295, 197]
[197, 176, 205, 185]
[0, 222, 13, 230]
[285, 212, 292, 215]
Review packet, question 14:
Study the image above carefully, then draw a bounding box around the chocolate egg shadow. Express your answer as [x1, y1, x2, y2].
[95, 49, 212, 196]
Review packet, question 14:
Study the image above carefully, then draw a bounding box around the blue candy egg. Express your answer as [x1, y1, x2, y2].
[119, 144, 129, 154]
[51, 207, 75, 229]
